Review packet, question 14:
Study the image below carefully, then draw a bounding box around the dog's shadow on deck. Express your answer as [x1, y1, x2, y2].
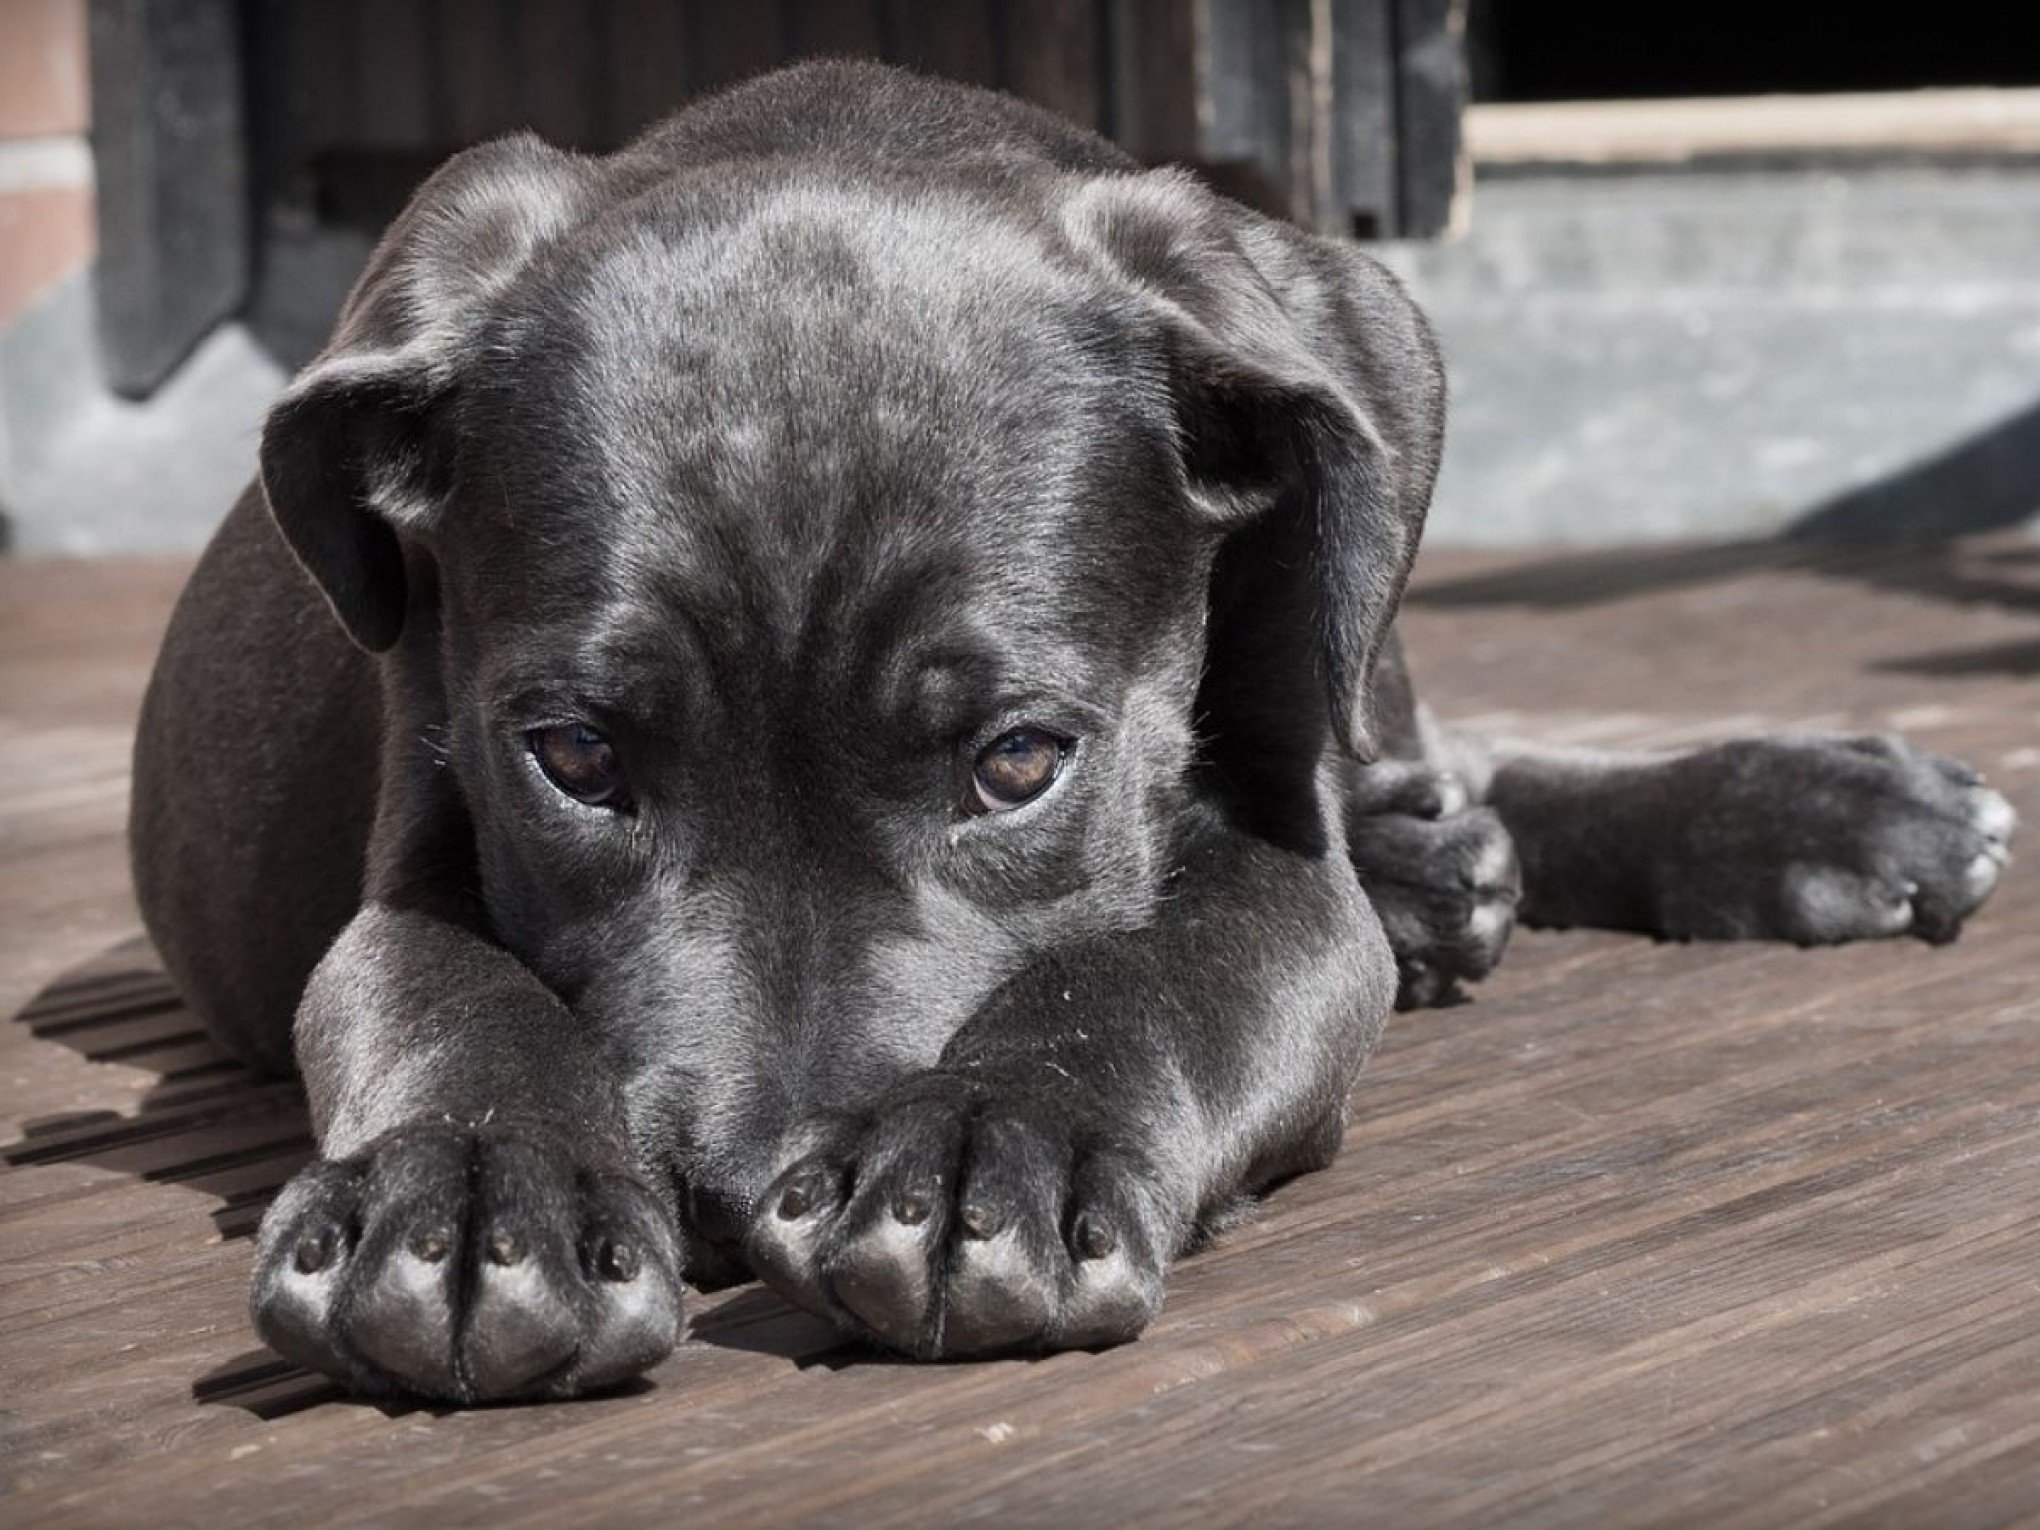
[6, 938, 857, 1419]
[4, 937, 343, 1414]
[1411, 394, 2040, 656]
[3, 935, 310, 1244]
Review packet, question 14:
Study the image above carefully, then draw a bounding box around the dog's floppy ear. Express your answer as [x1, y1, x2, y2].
[1062, 169, 1445, 760]
[260, 136, 597, 651]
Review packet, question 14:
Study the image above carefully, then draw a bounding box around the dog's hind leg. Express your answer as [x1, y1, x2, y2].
[1431, 725, 2016, 947]
[130, 487, 381, 1075]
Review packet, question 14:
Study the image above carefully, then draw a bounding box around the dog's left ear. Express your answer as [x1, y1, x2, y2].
[261, 135, 598, 651]
[1062, 170, 1445, 760]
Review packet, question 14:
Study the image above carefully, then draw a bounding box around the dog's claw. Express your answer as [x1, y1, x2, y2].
[1681, 736, 2017, 945]
[252, 1126, 682, 1402]
[597, 1238, 640, 1282]
[1075, 1215, 1116, 1260]
[892, 1191, 932, 1226]
[294, 1227, 339, 1275]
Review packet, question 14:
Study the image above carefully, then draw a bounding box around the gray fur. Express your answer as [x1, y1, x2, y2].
[130, 62, 2013, 1403]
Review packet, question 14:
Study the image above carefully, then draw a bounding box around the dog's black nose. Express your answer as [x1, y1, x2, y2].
[684, 1181, 756, 1242]
[680, 1180, 762, 1287]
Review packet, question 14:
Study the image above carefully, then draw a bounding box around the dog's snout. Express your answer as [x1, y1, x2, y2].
[677, 1177, 768, 1288]
[690, 1183, 751, 1239]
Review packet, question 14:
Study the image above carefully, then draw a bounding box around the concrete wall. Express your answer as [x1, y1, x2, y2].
[1382, 164, 2040, 543]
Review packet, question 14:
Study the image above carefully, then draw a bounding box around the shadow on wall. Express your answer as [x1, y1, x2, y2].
[1408, 393, 2040, 677]
[1786, 396, 2040, 543]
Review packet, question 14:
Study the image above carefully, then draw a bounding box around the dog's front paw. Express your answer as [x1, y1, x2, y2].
[1667, 734, 2016, 945]
[251, 1124, 682, 1402]
[745, 1073, 1174, 1358]
[1346, 762, 1521, 1008]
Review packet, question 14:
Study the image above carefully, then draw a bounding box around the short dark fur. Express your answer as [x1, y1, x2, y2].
[131, 62, 2015, 1401]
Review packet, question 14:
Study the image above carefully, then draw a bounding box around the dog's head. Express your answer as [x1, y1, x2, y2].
[259, 128, 1442, 1270]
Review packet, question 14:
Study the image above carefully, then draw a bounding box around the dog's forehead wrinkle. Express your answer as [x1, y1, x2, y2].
[553, 496, 1107, 728]
[550, 189, 1119, 519]
[447, 187, 1195, 713]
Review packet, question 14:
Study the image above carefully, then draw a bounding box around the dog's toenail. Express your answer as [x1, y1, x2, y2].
[293, 1228, 337, 1274]
[893, 1191, 932, 1226]
[487, 1230, 522, 1266]
[960, 1202, 998, 1239]
[1432, 773, 1467, 816]
[1076, 1216, 1117, 1260]
[598, 1238, 640, 1282]
[779, 1183, 813, 1219]
[410, 1231, 449, 1263]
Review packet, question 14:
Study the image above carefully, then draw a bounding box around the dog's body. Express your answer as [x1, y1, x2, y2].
[131, 62, 2014, 1401]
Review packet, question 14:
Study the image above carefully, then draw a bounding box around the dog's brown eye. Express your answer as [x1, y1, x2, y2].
[970, 727, 1068, 813]
[529, 724, 631, 810]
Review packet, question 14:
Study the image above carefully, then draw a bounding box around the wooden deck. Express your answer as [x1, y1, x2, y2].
[3, 538, 2037, 1529]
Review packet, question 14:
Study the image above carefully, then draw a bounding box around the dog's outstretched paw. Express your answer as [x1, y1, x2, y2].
[1660, 734, 2016, 946]
[251, 1124, 682, 1402]
[746, 1072, 1176, 1358]
[1346, 763, 1522, 1009]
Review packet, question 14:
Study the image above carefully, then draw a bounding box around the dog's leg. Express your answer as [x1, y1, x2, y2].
[1437, 727, 2016, 944]
[1344, 758, 1523, 1009]
[745, 827, 1391, 1358]
[1339, 636, 1523, 1009]
[248, 811, 684, 1403]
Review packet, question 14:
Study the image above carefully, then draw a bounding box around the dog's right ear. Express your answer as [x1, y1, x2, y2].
[260, 136, 597, 652]
[1060, 169, 1446, 761]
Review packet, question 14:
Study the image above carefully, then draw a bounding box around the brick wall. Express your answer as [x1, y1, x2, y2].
[0, 0, 94, 328]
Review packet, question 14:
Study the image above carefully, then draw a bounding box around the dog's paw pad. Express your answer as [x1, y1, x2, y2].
[1347, 800, 1522, 1009]
[1690, 736, 2016, 946]
[747, 1079, 1170, 1358]
[251, 1127, 682, 1401]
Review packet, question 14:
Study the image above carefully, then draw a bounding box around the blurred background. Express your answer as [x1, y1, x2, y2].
[2, 0, 2038, 555]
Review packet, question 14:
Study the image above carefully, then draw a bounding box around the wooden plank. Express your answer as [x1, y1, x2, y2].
[513, 0, 606, 145]
[1467, 87, 2040, 169]
[2, 539, 2038, 1524]
[689, 0, 791, 94]
[881, 0, 1000, 86]
[1197, 0, 1308, 216]
[86, 0, 249, 397]
[351, 0, 438, 149]
[602, 0, 696, 142]
[1106, 0, 1199, 164]
[783, 0, 884, 60]
[434, 0, 523, 143]
[1327, 0, 1397, 236]
[1390, 0, 1468, 237]
[1001, 0, 1106, 130]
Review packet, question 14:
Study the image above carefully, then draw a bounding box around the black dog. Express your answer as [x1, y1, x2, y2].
[130, 61, 2015, 1402]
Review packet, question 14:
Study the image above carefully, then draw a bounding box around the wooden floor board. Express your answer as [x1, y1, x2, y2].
[2, 538, 2036, 1527]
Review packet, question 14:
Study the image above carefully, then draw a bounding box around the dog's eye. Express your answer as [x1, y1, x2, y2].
[970, 727, 1068, 813]
[529, 724, 632, 810]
